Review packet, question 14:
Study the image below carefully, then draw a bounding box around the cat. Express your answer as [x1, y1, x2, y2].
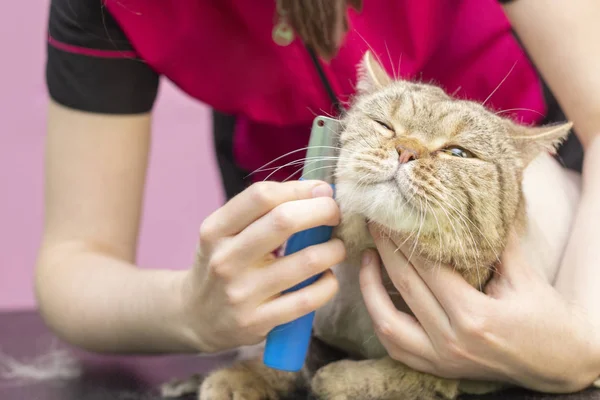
[161, 50, 582, 400]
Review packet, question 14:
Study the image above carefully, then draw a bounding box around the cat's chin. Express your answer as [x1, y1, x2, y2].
[340, 193, 433, 235]
[334, 180, 437, 257]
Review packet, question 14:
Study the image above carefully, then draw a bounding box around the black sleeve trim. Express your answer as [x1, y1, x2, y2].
[46, 0, 159, 114]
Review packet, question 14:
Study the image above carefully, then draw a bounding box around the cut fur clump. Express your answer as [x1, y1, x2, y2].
[161, 51, 582, 400]
[0, 347, 81, 386]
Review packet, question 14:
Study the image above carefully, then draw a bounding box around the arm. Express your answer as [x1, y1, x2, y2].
[35, 101, 192, 353]
[37, 0, 343, 355]
[356, 3, 600, 391]
[36, 102, 344, 354]
[501, 0, 600, 327]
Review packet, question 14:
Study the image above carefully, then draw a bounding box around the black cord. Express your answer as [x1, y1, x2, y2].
[306, 46, 345, 116]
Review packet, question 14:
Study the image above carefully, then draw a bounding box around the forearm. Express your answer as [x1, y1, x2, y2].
[555, 137, 600, 314]
[503, 0, 600, 320]
[501, 1, 600, 382]
[35, 242, 195, 354]
[553, 140, 600, 385]
[502, 0, 600, 148]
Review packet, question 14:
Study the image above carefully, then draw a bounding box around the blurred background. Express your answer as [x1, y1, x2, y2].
[0, 1, 224, 310]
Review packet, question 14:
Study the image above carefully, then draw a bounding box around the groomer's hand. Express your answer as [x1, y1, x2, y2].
[359, 225, 600, 393]
[178, 180, 344, 353]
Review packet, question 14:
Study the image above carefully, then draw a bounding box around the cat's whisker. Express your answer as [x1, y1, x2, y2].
[247, 146, 319, 176]
[441, 199, 482, 261]
[252, 143, 370, 183]
[265, 158, 335, 182]
[284, 161, 340, 183]
[450, 86, 463, 97]
[278, 162, 316, 182]
[397, 53, 403, 81]
[348, 78, 357, 92]
[388, 185, 422, 252]
[384, 41, 396, 80]
[425, 199, 444, 273]
[437, 190, 501, 263]
[296, 164, 338, 181]
[393, 218, 418, 252]
[248, 146, 345, 178]
[391, 195, 422, 258]
[387, 193, 399, 240]
[495, 108, 545, 118]
[428, 195, 484, 274]
[425, 195, 471, 270]
[398, 181, 418, 211]
[313, 107, 338, 120]
[430, 188, 493, 255]
[264, 165, 299, 182]
[482, 59, 518, 106]
[351, 175, 373, 212]
[405, 197, 426, 266]
[322, 122, 343, 138]
[512, 123, 570, 140]
[252, 157, 338, 175]
[354, 29, 385, 72]
[362, 334, 377, 348]
[354, 129, 378, 152]
[252, 160, 305, 174]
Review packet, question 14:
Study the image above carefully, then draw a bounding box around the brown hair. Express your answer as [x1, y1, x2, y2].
[278, 0, 363, 60]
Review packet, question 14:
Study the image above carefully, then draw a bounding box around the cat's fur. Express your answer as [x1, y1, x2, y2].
[161, 51, 582, 399]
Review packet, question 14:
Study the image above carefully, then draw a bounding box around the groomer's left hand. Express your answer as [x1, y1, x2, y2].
[359, 225, 600, 393]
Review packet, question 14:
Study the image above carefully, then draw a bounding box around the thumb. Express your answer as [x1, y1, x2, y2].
[495, 229, 542, 286]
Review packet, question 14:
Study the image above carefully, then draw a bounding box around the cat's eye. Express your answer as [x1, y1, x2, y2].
[443, 146, 475, 158]
[374, 120, 394, 132]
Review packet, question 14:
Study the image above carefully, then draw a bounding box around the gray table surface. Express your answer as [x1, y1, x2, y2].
[0, 310, 598, 400]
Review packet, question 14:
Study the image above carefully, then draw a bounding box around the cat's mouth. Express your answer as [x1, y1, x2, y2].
[387, 179, 414, 209]
[382, 168, 420, 209]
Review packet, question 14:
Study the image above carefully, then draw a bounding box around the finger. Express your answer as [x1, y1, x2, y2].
[391, 233, 488, 318]
[358, 248, 435, 359]
[378, 341, 437, 374]
[377, 343, 437, 375]
[253, 269, 339, 331]
[225, 196, 340, 263]
[245, 238, 346, 300]
[368, 226, 452, 339]
[496, 229, 544, 284]
[199, 180, 332, 243]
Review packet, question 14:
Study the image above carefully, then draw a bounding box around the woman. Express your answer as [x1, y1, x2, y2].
[37, 0, 600, 393]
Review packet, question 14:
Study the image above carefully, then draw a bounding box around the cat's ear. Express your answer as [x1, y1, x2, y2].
[356, 50, 392, 94]
[509, 121, 573, 166]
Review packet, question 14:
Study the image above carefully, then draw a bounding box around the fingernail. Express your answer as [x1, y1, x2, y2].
[312, 183, 333, 198]
[362, 251, 372, 266]
[367, 223, 380, 238]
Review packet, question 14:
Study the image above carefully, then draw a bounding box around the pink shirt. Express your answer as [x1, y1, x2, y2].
[102, 0, 545, 181]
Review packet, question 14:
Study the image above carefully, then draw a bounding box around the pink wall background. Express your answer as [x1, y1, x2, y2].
[0, 1, 224, 310]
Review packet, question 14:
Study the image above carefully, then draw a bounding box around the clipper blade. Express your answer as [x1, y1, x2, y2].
[303, 116, 342, 183]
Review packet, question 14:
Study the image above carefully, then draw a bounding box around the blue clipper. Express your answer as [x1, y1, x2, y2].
[263, 115, 342, 372]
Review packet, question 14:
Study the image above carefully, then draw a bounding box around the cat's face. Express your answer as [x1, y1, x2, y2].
[334, 51, 571, 273]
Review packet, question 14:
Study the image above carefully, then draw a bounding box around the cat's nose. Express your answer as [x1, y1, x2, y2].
[396, 145, 418, 164]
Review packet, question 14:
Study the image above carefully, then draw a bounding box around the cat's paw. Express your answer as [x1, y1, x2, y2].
[310, 357, 461, 400]
[310, 359, 360, 400]
[457, 379, 507, 395]
[161, 374, 204, 398]
[198, 365, 279, 400]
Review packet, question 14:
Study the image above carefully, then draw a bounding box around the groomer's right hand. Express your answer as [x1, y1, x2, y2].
[177, 180, 345, 353]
